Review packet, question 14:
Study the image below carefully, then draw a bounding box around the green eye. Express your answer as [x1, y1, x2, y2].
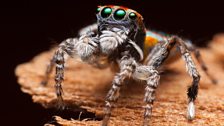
[129, 12, 137, 20]
[114, 9, 126, 20]
[101, 7, 112, 18]
[96, 7, 101, 13]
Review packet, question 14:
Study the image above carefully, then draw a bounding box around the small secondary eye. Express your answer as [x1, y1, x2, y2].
[114, 9, 126, 20]
[96, 7, 101, 13]
[101, 7, 112, 18]
[129, 12, 137, 20]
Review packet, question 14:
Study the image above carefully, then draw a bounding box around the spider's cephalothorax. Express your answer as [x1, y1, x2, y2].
[95, 5, 146, 61]
[41, 5, 216, 126]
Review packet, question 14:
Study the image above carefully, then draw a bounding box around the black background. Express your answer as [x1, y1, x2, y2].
[1, 0, 224, 125]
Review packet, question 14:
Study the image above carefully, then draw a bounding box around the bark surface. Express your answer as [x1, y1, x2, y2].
[16, 34, 224, 126]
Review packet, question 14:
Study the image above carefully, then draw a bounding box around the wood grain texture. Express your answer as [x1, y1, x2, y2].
[16, 34, 224, 126]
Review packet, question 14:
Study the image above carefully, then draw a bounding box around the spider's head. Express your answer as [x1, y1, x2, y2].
[96, 5, 146, 37]
[96, 5, 146, 59]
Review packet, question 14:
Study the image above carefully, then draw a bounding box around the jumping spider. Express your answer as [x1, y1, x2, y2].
[41, 5, 216, 126]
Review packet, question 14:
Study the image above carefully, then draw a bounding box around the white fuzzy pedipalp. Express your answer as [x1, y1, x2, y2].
[75, 37, 98, 61]
[99, 29, 126, 55]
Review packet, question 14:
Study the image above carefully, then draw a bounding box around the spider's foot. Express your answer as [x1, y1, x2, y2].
[101, 117, 109, 126]
[57, 102, 66, 110]
[56, 96, 66, 110]
[101, 101, 111, 126]
[187, 101, 195, 120]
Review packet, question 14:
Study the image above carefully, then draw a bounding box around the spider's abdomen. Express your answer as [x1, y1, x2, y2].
[143, 30, 167, 57]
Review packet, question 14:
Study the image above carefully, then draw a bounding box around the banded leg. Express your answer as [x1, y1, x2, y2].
[41, 23, 98, 86]
[144, 68, 160, 126]
[54, 48, 65, 108]
[146, 36, 200, 120]
[102, 56, 137, 126]
[132, 65, 160, 126]
[182, 51, 200, 120]
[41, 38, 76, 86]
[44, 36, 99, 108]
[46, 38, 77, 108]
[41, 55, 56, 86]
[169, 36, 200, 120]
[185, 40, 217, 84]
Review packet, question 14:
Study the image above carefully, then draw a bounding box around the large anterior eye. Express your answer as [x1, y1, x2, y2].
[101, 7, 112, 18]
[114, 9, 126, 20]
[129, 12, 137, 20]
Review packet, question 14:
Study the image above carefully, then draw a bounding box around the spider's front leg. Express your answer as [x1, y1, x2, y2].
[147, 36, 200, 120]
[41, 38, 78, 108]
[41, 38, 77, 86]
[41, 24, 100, 108]
[102, 56, 137, 126]
[133, 66, 160, 126]
[41, 23, 98, 86]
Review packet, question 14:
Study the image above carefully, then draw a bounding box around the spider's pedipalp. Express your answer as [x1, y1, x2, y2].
[99, 28, 127, 55]
[76, 35, 99, 62]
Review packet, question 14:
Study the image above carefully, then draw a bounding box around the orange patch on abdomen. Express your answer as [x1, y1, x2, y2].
[145, 36, 158, 47]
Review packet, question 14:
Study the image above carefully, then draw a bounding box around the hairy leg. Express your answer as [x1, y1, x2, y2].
[41, 38, 77, 108]
[144, 42, 163, 65]
[144, 68, 159, 126]
[41, 38, 77, 86]
[133, 66, 160, 126]
[102, 56, 137, 126]
[41, 23, 99, 85]
[185, 40, 217, 84]
[54, 48, 66, 108]
[41, 24, 100, 108]
[146, 36, 200, 120]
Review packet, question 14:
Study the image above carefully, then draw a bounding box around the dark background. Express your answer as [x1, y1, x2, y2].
[1, 0, 224, 125]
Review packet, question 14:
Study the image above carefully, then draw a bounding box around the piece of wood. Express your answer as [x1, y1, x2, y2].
[15, 35, 224, 126]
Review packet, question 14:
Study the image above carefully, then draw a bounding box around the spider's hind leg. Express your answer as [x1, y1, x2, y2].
[185, 40, 217, 84]
[169, 36, 200, 120]
[146, 36, 200, 120]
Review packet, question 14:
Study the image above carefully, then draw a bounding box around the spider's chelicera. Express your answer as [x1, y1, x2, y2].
[41, 5, 216, 126]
